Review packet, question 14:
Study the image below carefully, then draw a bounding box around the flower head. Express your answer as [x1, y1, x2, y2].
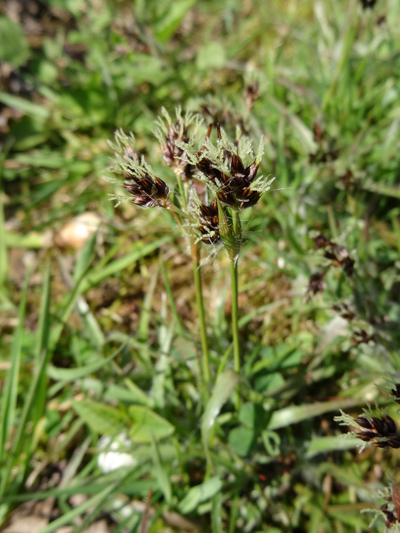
[197, 198, 220, 245]
[154, 107, 201, 181]
[354, 415, 400, 449]
[182, 123, 273, 211]
[106, 129, 170, 208]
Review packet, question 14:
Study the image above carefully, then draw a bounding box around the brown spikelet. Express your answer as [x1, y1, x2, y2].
[355, 415, 400, 449]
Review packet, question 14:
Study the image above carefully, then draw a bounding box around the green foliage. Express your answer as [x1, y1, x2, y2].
[1, 0, 400, 531]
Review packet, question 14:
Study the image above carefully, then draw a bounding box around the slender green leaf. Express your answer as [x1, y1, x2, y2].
[306, 436, 361, 457]
[151, 433, 171, 503]
[267, 397, 372, 430]
[37, 477, 124, 533]
[81, 236, 171, 292]
[202, 369, 240, 463]
[0, 91, 49, 120]
[0, 270, 29, 493]
[139, 264, 159, 342]
[46, 346, 122, 381]
[161, 258, 184, 335]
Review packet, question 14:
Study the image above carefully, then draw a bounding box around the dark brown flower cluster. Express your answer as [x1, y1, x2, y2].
[161, 120, 194, 181]
[306, 272, 326, 297]
[355, 415, 400, 449]
[244, 81, 259, 111]
[332, 302, 356, 321]
[331, 303, 375, 346]
[122, 147, 170, 208]
[197, 198, 220, 245]
[352, 329, 375, 345]
[381, 484, 400, 528]
[313, 233, 355, 276]
[391, 383, 400, 404]
[123, 175, 169, 208]
[307, 234, 356, 298]
[196, 124, 262, 210]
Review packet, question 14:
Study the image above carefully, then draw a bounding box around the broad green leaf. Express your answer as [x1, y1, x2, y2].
[128, 406, 174, 443]
[178, 477, 222, 514]
[107, 381, 152, 408]
[254, 371, 284, 393]
[0, 17, 29, 66]
[72, 400, 127, 435]
[238, 403, 267, 430]
[228, 427, 255, 457]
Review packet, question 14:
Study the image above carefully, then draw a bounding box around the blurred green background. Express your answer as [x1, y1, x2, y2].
[1, 0, 400, 531]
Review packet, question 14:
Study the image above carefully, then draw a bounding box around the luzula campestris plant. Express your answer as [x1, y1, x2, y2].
[105, 108, 274, 386]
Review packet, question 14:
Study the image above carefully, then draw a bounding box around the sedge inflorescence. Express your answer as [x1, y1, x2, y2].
[105, 108, 274, 258]
[335, 382, 400, 451]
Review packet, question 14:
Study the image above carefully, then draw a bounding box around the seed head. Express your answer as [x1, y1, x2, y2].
[187, 123, 272, 211]
[354, 415, 400, 449]
[312, 234, 355, 277]
[352, 329, 375, 345]
[154, 107, 200, 181]
[107, 129, 170, 208]
[391, 383, 400, 405]
[307, 272, 325, 296]
[123, 175, 169, 208]
[332, 302, 356, 321]
[197, 198, 220, 245]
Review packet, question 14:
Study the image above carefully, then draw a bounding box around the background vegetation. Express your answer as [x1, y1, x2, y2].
[1, 0, 400, 531]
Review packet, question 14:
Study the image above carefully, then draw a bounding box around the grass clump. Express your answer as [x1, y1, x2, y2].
[1, 0, 400, 531]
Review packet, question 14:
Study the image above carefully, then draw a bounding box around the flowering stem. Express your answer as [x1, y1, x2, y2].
[230, 209, 241, 376]
[191, 241, 211, 384]
[175, 173, 211, 384]
[230, 255, 240, 375]
[175, 173, 188, 211]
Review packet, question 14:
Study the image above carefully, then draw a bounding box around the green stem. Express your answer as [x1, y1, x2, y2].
[192, 242, 211, 384]
[174, 173, 210, 385]
[230, 209, 241, 375]
[230, 256, 240, 374]
[176, 173, 187, 211]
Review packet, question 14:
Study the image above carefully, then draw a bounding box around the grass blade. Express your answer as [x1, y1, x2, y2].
[0, 269, 30, 495]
